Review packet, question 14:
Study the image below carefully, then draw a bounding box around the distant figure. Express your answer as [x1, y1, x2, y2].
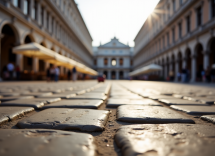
[7, 62, 14, 80]
[181, 68, 187, 82]
[55, 66, 60, 82]
[15, 65, 20, 80]
[169, 70, 174, 81]
[177, 72, 181, 82]
[67, 70, 71, 80]
[185, 69, 190, 83]
[83, 74, 86, 80]
[50, 66, 55, 81]
[3, 65, 9, 80]
[46, 66, 51, 82]
[72, 66, 77, 81]
[201, 69, 205, 82]
[205, 66, 211, 83]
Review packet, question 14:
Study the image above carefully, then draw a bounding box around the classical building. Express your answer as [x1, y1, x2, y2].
[133, 0, 215, 82]
[94, 37, 132, 80]
[0, 0, 95, 80]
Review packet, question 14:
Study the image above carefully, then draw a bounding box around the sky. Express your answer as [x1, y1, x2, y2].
[74, 0, 159, 47]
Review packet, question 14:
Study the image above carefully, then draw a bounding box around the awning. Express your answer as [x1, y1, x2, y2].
[13, 42, 98, 76]
[129, 64, 162, 76]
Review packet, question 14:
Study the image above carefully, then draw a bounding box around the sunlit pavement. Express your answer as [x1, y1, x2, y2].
[0, 80, 215, 156]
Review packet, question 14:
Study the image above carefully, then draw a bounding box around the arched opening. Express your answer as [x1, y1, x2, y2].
[178, 52, 182, 73]
[103, 71, 108, 79]
[208, 37, 215, 67]
[119, 58, 123, 66]
[185, 48, 191, 74]
[166, 56, 169, 78]
[111, 58, 116, 66]
[104, 58, 108, 66]
[119, 71, 124, 79]
[195, 43, 203, 81]
[23, 35, 34, 72]
[1, 24, 18, 79]
[111, 71, 116, 79]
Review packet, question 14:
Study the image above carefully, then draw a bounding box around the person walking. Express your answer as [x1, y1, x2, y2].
[15, 65, 20, 80]
[205, 66, 212, 83]
[7, 62, 14, 80]
[50, 65, 55, 81]
[181, 68, 187, 82]
[72, 66, 77, 81]
[67, 69, 71, 81]
[169, 70, 174, 81]
[55, 66, 60, 82]
[46, 66, 51, 82]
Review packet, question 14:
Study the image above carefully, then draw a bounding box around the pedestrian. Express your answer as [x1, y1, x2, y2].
[46, 66, 51, 82]
[55, 66, 60, 82]
[169, 70, 174, 81]
[83, 73, 86, 80]
[67, 69, 71, 80]
[205, 66, 212, 83]
[7, 62, 14, 80]
[181, 68, 187, 82]
[201, 69, 205, 82]
[50, 65, 55, 81]
[185, 69, 190, 83]
[72, 66, 77, 81]
[15, 65, 20, 80]
[3, 65, 9, 80]
[177, 71, 181, 82]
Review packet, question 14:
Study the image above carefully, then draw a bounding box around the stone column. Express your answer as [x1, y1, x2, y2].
[174, 61, 179, 82]
[191, 55, 196, 82]
[108, 70, 111, 79]
[164, 64, 167, 80]
[116, 71, 119, 80]
[203, 51, 209, 70]
[108, 58, 111, 68]
[16, 54, 23, 71]
[116, 58, 119, 67]
[182, 57, 187, 69]
[37, 1, 41, 25]
[20, 0, 24, 12]
[0, 35, 3, 81]
[29, 0, 34, 18]
[33, 58, 39, 73]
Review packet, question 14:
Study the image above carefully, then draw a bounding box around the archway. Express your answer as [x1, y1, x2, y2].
[23, 35, 34, 72]
[195, 43, 203, 81]
[111, 71, 116, 79]
[103, 71, 108, 79]
[1, 24, 18, 79]
[185, 48, 191, 74]
[119, 71, 124, 79]
[208, 37, 215, 67]
[178, 52, 182, 73]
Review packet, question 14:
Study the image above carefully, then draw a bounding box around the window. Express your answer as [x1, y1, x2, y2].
[46, 12, 49, 30]
[212, 0, 215, 18]
[180, 0, 183, 6]
[196, 7, 202, 27]
[172, 0, 176, 12]
[32, 0, 38, 20]
[186, 15, 191, 33]
[111, 59, 116, 66]
[178, 22, 182, 38]
[172, 27, 175, 43]
[40, 6, 44, 25]
[23, 0, 29, 15]
[167, 5, 170, 18]
[13, 0, 21, 8]
[167, 32, 170, 45]
[119, 58, 123, 66]
[104, 58, 108, 66]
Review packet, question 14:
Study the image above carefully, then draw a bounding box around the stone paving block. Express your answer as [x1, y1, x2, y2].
[195, 97, 215, 104]
[148, 95, 177, 100]
[42, 100, 103, 109]
[115, 124, 215, 156]
[107, 99, 161, 108]
[117, 105, 194, 124]
[0, 96, 34, 102]
[17, 108, 109, 132]
[37, 92, 77, 99]
[67, 95, 107, 101]
[0, 107, 34, 125]
[21, 92, 53, 97]
[0, 98, 58, 109]
[0, 92, 21, 97]
[159, 99, 207, 106]
[171, 105, 215, 115]
[201, 115, 215, 124]
[0, 129, 96, 156]
[110, 95, 144, 100]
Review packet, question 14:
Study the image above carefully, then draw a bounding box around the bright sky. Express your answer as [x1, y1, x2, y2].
[74, 0, 159, 47]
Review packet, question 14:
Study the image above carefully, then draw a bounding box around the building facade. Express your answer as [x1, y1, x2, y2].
[133, 0, 215, 82]
[94, 37, 132, 80]
[0, 0, 93, 80]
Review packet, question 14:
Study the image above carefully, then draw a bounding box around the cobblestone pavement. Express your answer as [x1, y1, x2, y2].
[0, 80, 215, 156]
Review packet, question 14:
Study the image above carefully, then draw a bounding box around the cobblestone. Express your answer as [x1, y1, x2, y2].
[0, 81, 215, 156]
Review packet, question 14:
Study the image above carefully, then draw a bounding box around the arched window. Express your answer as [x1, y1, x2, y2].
[104, 58, 108, 66]
[119, 58, 123, 66]
[111, 58, 116, 66]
